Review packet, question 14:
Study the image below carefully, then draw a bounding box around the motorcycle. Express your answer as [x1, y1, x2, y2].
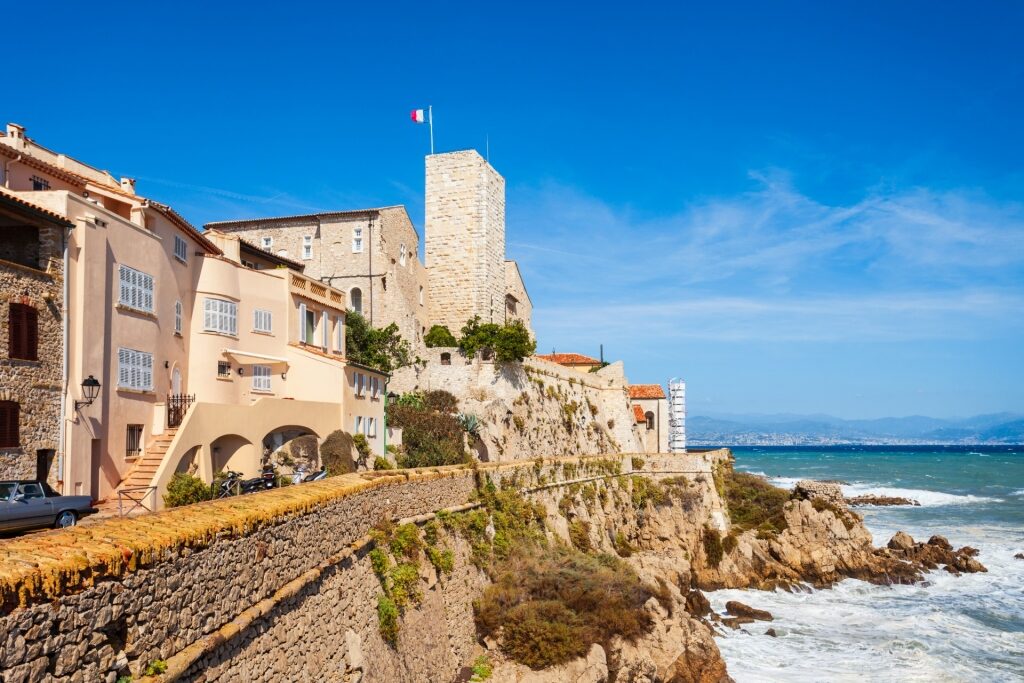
[303, 467, 328, 483]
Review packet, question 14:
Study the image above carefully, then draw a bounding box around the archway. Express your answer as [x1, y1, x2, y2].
[210, 434, 258, 477]
[174, 445, 201, 475]
[350, 287, 363, 314]
[263, 425, 321, 473]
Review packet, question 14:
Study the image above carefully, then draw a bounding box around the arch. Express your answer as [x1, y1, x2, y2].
[261, 425, 321, 455]
[210, 434, 258, 476]
[645, 411, 655, 431]
[350, 287, 362, 314]
[174, 445, 201, 475]
[171, 366, 182, 394]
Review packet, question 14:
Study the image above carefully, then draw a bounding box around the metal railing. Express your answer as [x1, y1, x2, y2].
[167, 393, 195, 428]
[118, 486, 156, 516]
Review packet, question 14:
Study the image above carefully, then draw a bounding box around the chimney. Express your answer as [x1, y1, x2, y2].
[120, 177, 136, 194]
[5, 123, 26, 150]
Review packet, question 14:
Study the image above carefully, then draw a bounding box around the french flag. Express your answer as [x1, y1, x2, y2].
[411, 109, 426, 123]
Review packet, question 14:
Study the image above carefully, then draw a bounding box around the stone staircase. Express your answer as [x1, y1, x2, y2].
[96, 428, 178, 515]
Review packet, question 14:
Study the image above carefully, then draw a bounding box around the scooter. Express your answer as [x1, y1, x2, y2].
[303, 467, 328, 483]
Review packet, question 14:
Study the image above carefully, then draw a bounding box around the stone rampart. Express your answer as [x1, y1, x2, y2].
[0, 450, 729, 682]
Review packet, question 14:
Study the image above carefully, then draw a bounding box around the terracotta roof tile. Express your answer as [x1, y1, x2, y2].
[628, 384, 666, 400]
[0, 189, 74, 226]
[535, 353, 601, 366]
[633, 405, 647, 424]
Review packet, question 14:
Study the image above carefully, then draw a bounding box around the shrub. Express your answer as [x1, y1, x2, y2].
[475, 546, 655, 669]
[630, 476, 669, 509]
[352, 433, 373, 466]
[388, 404, 467, 468]
[457, 413, 483, 439]
[144, 660, 168, 676]
[703, 526, 724, 568]
[613, 531, 635, 558]
[377, 595, 400, 645]
[722, 533, 739, 553]
[395, 391, 425, 409]
[458, 316, 536, 362]
[163, 472, 212, 508]
[424, 324, 458, 348]
[319, 430, 356, 475]
[631, 456, 645, 470]
[345, 310, 415, 372]
[568, 520, 592, 552]
[722, 470, 791, 535]
[424, 389, 459, 413]
[427, 546, 455, 575]
[470, 655, 493, 681]
[373, 456, 394, 471]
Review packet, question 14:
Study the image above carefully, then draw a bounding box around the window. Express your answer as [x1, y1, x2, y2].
[126, 425, 143, 458]
[30, 175, 50, 191]
[118, 265, 154, 313]
[419, 286, 424, 306]
[241, 259, 259, 270]
[366, 417, 377, 437]
[18, 482, 43, 499]
[217, 361, 232, 377]
[174, 301, 182, 335]
[357, 373, 365, 397]
[252, 365, 271, 392]
[0, 401, 18, 448]
[354, 415, 363, 433]
[370, 376, 380, 399]
[302, 235, 313, 260]
[321, 311, 329, 349]
[399, 243, 407, 266]
[334, 315, 343, 353]
[203, 298, 238, 336]
[173, 235, 188, 263]
[645, 412, 655, 431]
[253, 309, 273, 334]
[261, 236, 273, 250]
[441, 352, 451, 366]
[8, 303, 38, 361]
[298, 304, 316, 344]
[352, 227, 363, 253]
[118, 348, 154, 391]
[350, 287, 362, 314]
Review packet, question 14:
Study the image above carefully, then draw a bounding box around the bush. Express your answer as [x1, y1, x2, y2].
[377, 594, 399, 645]
[475, 546, 655, 670]
[346, 310, 415, 372]
[424, 324, 457, 348]
[722, 533, 738, 553]
[568, 520, 592, 552]
[613, 531, 635, 558]
[352, 433, 372, 466]
[703, 526, 724, 567]
[631, 456, 645, 470]
[320, 430, 356, 475]
[373, 456, 394, 470]
[423, 389, 458, 414]
[163, 472, 212, 508]
[387, 404, 467, 468]
[722, 470, 791, 535]
[630, 476, 669, 509]
[471, 655, 493, 681]
[458, 316, 536, 362]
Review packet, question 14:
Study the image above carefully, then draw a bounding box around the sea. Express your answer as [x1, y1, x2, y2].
[706, 446, 1024, 683]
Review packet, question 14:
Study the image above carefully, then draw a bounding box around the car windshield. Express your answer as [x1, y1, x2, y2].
[0, 482, 16, 500]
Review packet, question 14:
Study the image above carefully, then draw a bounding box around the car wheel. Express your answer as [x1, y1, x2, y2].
[55, 511, 78, 528]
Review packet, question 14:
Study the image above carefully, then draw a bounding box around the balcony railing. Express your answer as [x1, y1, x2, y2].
[167, 393, 195, 428]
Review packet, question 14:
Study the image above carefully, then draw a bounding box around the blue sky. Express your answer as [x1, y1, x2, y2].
[6, 1, 1023, 418]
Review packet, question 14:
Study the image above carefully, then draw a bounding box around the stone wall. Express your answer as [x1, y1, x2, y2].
[0, 222, 63, 484]
[390, 351, 645, 459]
[0, 451, 729, 682]
[425, 150, 506, 332]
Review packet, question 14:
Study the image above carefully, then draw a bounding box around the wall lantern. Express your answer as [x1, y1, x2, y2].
[387, 392, 398, 405]
[281, 372, 287, 380]
[75, 375, 101, 410]
[237, 367, 245, 376]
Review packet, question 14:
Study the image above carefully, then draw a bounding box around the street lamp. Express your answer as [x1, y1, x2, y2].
[75, 375, 101, 410]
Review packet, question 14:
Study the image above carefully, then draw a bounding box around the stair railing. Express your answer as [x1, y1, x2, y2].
[167, 393, 195, 428]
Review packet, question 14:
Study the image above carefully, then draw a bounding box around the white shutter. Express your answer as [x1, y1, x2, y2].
[119, 266, 130, 306]
[142, 273, 153, 312]
[228, 301, 237, 336]
[334, 316, 343, 352]
[118, 348, 129, 387]
[321, 311, 329, 349]
[354, 416, 362, 433]
[298, 303, 307, 343]
[141, 352, 153, 390]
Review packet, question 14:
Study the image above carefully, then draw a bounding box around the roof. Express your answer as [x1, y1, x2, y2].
[0, 189, 74, 227]
[236, 236, 306, 270]
[535, 353, 601, 366]
[633, 405, 647, 424]
[205, 206, 406, 229]
[628, 384, 666, 400]
[147, 201, 221, 255]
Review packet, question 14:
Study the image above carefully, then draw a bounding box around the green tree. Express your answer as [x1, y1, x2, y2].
[424, 324, 457, 348]
[458, 316, 535, 362]
[345, 311, 415, 373]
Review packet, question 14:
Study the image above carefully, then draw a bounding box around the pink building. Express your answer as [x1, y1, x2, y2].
[0, 124, 386, 510]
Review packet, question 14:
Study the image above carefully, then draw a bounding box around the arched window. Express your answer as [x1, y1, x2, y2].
[440, 352, 451, 366]
[350, 287, 362, 314]
[645, 411, 655, 430]
[399, 243, 407, 266]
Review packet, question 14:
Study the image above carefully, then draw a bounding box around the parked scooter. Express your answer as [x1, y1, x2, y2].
[303, 467, 328, 483]
[217, 471, 244, 498]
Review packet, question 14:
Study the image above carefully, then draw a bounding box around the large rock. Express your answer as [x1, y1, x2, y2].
[487, 644, 609, 682]
[888, 531, 916, 551]
[724, 601, 773, 622]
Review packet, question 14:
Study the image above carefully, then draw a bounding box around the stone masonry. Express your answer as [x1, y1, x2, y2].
[425, 150, 507, 332]
[0, 197, 66, 484]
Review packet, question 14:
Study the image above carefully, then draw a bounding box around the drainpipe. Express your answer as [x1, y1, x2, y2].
[3, 154, 23, 188]
[382, 377, 388, 459]
[58, 220, 73, 492]
[368, 214, 374, 325]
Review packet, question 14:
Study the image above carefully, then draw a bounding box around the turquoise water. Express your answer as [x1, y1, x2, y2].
[707, 446, 1024, 682]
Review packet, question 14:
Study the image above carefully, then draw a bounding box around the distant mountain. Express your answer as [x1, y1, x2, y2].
[688, 412, 1024, 445]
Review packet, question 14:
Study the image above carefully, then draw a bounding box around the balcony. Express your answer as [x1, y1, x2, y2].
[289, 272, 345, 310]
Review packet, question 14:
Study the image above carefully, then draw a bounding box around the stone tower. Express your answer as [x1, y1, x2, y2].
[425, 150, 506, 333]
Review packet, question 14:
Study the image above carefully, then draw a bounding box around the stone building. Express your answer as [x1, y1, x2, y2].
[207, 206, 431, 349]
[629, 384, 669, 453]
[206, 149, 532, 352]
[535, 352, 604, 374]
[0, 190, 71, 484]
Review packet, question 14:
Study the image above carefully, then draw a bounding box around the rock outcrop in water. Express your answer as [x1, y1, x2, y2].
[846, 494, 921, 506]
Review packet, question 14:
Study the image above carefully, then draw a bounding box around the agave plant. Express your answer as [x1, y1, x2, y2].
[457, 413, 483, 438]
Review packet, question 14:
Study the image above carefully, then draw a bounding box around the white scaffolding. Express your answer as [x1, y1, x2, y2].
[668, 378, 687, 453]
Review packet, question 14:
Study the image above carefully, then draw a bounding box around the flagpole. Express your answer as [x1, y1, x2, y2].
[428, 105, 434, 155]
